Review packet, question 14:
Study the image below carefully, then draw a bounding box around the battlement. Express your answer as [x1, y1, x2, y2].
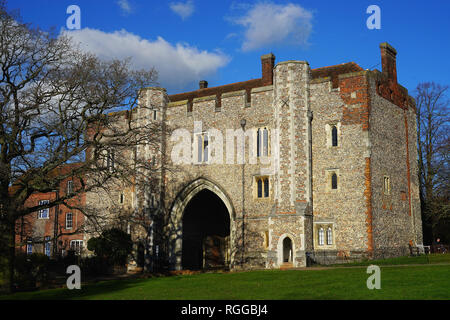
[163, 42, 414, 112]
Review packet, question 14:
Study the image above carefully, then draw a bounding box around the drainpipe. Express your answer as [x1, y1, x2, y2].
[240, 119, 246, 268]
[52, 189, 59, 257]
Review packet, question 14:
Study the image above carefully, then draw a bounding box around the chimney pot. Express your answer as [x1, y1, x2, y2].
[199, 80, 208, 89]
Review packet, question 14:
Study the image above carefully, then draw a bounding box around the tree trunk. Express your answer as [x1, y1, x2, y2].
[0, 217, 15, 294]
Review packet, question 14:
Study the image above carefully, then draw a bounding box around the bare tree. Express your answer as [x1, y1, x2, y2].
[415, 82, 449, 244]
[0, 2, 161, 292]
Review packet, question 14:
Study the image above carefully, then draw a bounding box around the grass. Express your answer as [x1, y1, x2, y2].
[1, 258, 450, 300]
[328, 253, 450, 267]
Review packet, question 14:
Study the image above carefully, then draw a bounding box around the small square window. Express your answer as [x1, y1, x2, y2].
[38, 200, 50, 219]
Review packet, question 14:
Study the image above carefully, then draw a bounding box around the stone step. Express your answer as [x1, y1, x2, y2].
[280, 262, 293, 270]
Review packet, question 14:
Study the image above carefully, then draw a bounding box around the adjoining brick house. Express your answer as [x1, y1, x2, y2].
[15, 164, 86, 258]
[85, 42, 425, 270]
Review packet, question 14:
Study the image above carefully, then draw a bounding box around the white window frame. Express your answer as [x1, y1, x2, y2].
[26, 241, 33, 255]
[66, 212, 73, 229]
[318, 228, 324, 246]
[44, 236, 51, 257]
[315, 223, 335, 248]
[70, 240, 84, 254]
[38, 200, 50, 219]
[327, 227, 333, 245]
[67, 180, 73, 195]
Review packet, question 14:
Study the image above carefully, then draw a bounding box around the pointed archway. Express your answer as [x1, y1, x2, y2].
[168, 178, 235, 270]
[182, 189, 230, 270]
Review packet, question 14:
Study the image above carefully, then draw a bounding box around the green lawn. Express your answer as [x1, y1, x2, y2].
[329, 253, 450, 267]
[2, 262, 450, 300]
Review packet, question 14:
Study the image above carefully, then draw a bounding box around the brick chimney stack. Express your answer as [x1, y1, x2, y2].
[199, 80, 208, 89]
[380, 42, 397, 83]
[261, 53, 275, 86]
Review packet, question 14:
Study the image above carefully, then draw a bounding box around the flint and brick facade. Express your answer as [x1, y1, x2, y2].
[89, 42, 423, 270]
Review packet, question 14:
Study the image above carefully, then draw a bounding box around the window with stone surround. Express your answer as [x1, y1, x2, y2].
[326, 169, 340, 192]
[331, 125, 338, 146]
[256, 127, 269, 158]
[314, 223, 335, 248]
[103, 148, 115, 172]
[255, 176, 270, 199]
[331, 173, 337, 189]
[318, 228, 324, 246]
[326, 122, 341, 148]
[327, 227, 333, 245]
[195, 132, 209, 163]
[383, 176, 391, 195]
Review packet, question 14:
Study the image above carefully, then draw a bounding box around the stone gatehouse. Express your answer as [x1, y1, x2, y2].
[87, 42, 423, 271]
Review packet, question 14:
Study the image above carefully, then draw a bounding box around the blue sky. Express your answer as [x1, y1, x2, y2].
[9, 0, 450, 95]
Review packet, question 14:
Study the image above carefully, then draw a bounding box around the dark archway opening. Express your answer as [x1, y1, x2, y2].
[283, 237, 293, 263]
[182, 189, 230, 270]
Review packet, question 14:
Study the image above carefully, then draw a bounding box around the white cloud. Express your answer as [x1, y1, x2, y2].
[170, 0, 195, 20]
[231, 2, 313, 52]
[117, 0, 132, 15]
[62, 28, 229, 91]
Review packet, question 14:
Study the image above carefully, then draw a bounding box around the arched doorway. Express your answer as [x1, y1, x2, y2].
[182, 189, 230, 270]
[283, 237, 293, 263]
[168, 178, 235, 270]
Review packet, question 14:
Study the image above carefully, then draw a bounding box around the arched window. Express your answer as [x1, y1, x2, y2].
[263, 178, 269, 197]
[256, 128, 260, 157]
[331, 126, 338, 146]
[256, 127, 269, 157]
[263, 128, 268, 156]
[327, 227, 333, 245]
[318, 228, 324, 246]
[257, 179, 263, 198]
[256, 176, 269, 198]
[331, 173, 338, 190]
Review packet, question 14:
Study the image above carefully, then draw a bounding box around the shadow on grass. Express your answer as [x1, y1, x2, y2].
[1, 277, 152, 300]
